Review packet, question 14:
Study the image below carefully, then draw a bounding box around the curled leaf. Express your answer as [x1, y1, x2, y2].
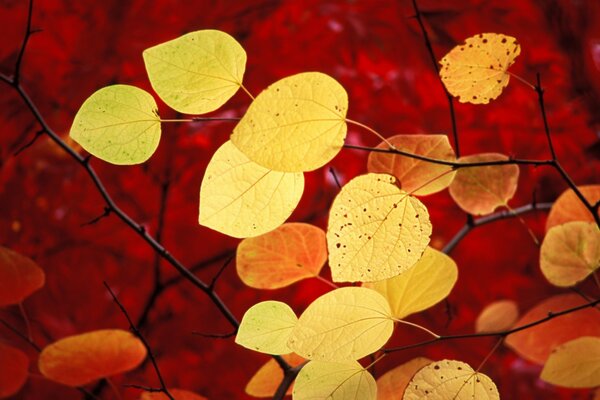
[546, 185, 600, 231]
[245, 353, 304, 398]
[475, 300, 519, 333]
[0, 246, 45, 306]
[540, 336, 600, 388]
[294, 361, 376, 400]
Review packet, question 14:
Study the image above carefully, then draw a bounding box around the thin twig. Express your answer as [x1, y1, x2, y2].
[191, 330, 236, 339]
[328, 167, 342, 189]
[535, 73, 556, 160]
[13, 0, 35, 84]
[13, 128, 44, 156]
[0, 318, 41, 352]
[209, 255, 234, 291]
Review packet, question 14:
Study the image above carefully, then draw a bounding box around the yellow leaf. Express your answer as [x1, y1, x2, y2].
[540, 336, 600, 388]
[327, 173, 432, 283]
[230, 72, 348, 172]
[293, 360, 376, 400]
[143, 30, 246, 114]
[38, 329, 147, 386]
[288, 287, 393, 362]
[403, 360, 499, 400]
[540, 221, 600, 287]
[439, 33, 520, 104]
[70, 85, 161, 165]
[475, 300, 519, 333]
[449, 153, 519, 215]
[199, 140, 304, 238]
[364, 247, 457, 319]
[546, 185, 600, 231]
[367, 135, 456, 196]
[0, 246, 45, 306]
[236, 301, 298, 355]
[236, 223, 327, 289]
[245, 353, 304, 398]
[377, 357, 432, 400]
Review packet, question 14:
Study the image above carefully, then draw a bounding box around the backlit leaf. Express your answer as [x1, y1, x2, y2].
[449, 153, 519, 215]
[293, 360, 376, 400]
[38, 329, 147, 386]
[0, 343, 29, 399]
[546, 185, 600, 231]
[403, 360, 499, 400]
[439, 33, 520, 104]
[540, 221, 600, 287]
[364, 247, 457, 319]
[140, 389, 207, 400]
[199, 140, 304, 238]
[236, 301, 298, 355]
[367, 135, 456, 196]
[143, 30, 246, 115]
[327, 173, 432, 282]
[377, 357, 432, 400]
[540, 336, 600, 388]
[475, 299, 519, 333]
[0, 246, 45, 306]
[70, 85, 161, 165]
[236, 223, 327, 289]
[288, 287, 393, 362]
[505, 294, 600, 364]
[245, 353, 304, 398]
[231, 72, 348, 172]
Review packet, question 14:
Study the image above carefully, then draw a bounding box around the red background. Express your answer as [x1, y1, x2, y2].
[1, 0, 599, 398]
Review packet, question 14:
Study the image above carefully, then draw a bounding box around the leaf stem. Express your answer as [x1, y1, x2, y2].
[345, 118, 397, 149]
[393, 318, 440, 339]
[509, 71, 536, 91]
[476, 337, 503, 372]
[240, 83, 255, 100]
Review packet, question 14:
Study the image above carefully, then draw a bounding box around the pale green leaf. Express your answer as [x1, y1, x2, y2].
[293, 361, 376, 400]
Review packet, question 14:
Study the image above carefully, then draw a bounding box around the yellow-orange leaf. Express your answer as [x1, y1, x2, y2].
[475, 299, 519, 333]
[540, 221, 600, 287]
[327, 173, 432, 283]
[364, 247, 457, 319]
[236, 223, 327, 289]
[377, 357, 432, 400]
[199, 140, 304, 238]
[294, 361, 376, 400]
[288, 287, 393, 362]
[439, 33, 520, 104]
[540, 336, 600, 388]
[546, 185, 600, 231]
[367, 135, 456, 196]
[403, 360, 499, 400]
[231, 72, 348, 172]
[245, 353, 304, 398]
[449, 153, 519, 215]
[38, 329, 147, 386]
[0, 246, 45, 306]
[140, 389, 207, 400]
[0, 343, 29, 399]
[505, 294, 600, 364]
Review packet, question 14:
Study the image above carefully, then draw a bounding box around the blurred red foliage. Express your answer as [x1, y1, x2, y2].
[1, 0, 599, 398]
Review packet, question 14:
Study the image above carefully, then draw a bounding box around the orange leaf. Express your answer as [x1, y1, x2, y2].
[505, 294, 600, 364]
[376, 357, 431, 400]
[0, 343, 29, 399]
[367, 135, 456, 196]
[475, 300, 519, 333]
[449, 153, 519, 215]
[39, 329, 147, 386]
[245, 353, 305, 398]
[546, 185, 600, 232]
[140, 388, 207, 400]
[0, 246, 45, 306]
[236, 223, 327, 289]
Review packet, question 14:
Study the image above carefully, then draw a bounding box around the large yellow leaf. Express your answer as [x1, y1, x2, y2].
[245, 353, 305, 398]
[230, 72, 348, 172]
[293, 361, 376, 400]
[327, 173, 432, 283]
[505, 294, 600, 364]
[439, 33, 520, 104]
[377, 357, 432, 400]
[403, 360, 499, 400]
[475, 300, 519, 333]
[199, 140, 304, 238]
[546, 185, 600, 231]
[287, 287, 393, 362]
[70, 85, 161, 165]
[236, 223, 327, 289]
[364, 247, 457, 319]
[143, 30, 246, 114]
[540, 336, 600, 388]
[367, 135, 456, 196]
[0, 246, 45, 306]
[0, 343, 29, 399]
[449, 153, 519, 215]
[38, 329, 147, 386]
[540, 221, 600, 287]
[236, 301, 298, 355]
